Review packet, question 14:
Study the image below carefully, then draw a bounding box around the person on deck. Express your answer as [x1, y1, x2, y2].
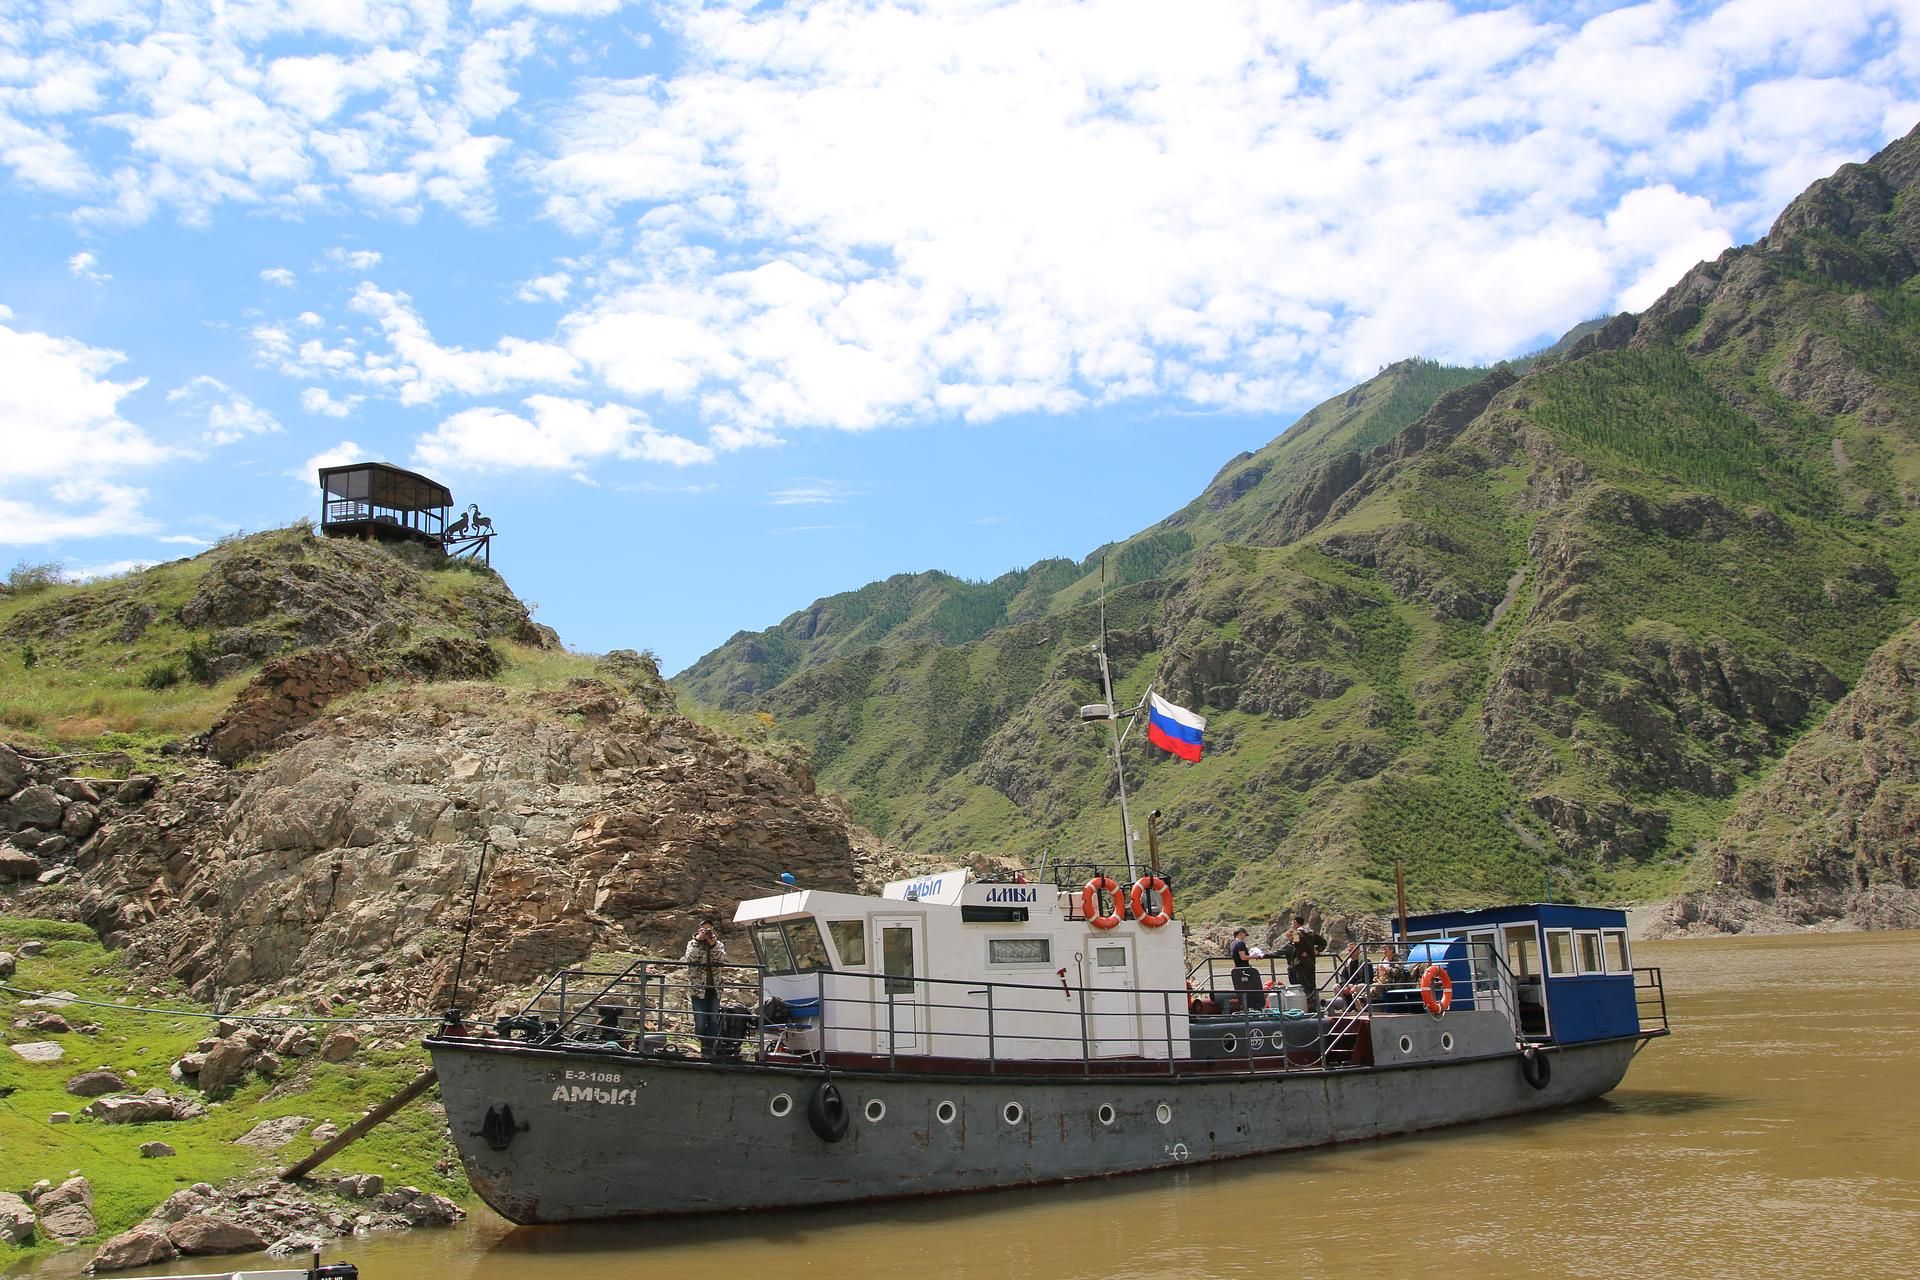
[1325, 943, 1375, 1015]
[1229, 928, 1263, 1012]
[682, 920, 728, 1058]
[1285, 915, 1328, 1010]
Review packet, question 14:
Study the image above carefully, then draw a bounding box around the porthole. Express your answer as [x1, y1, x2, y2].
[935, 1100, 957, 1125]
[864, 1098, 886, 1123]
[1155, 1103, 1173, 1125]
[1220, 1032, 1239, 1055]
[1398, 1035, 1414, 1055]
[1097, 1104, 1116, 1126]
[769, 1093, 793, 1118]
[1003, 1101, 1024, 1126]
[1440, 1032, 1455, 1053]
[1249, 1029, 1266, 1052]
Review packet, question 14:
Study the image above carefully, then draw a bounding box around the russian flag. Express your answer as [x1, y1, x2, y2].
[1146, 692, 1206, 762]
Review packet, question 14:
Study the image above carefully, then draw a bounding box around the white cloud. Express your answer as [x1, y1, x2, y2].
[767, 482, 851, 506]
[516, 272, 571, 303]
[346, 283, 580, 405]
[710, 423, 784, 452]
[67, 250, 110, 282]
[154, 533, 213, 546]
[325, 247, 383, 271]
[293, 439, 378, 484]
[296, 311, 324, 327]
[260, 266, 296, 287]
[64, 558, 153, 581]
[300, 387, 364, 418]
[413, 394, 713, 473]
[166, 375, 284, 445]
[0, 316, 166, 506]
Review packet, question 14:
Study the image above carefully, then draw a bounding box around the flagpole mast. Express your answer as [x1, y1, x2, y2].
[1097, 561, 1138, 881]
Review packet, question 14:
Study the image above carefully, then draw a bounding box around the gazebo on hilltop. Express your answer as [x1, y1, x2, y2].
[319, 462, 453, 550]
[318, 462, 497, 563]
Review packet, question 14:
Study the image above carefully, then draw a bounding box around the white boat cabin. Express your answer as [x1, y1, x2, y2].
[733, 869, 1191, 1061]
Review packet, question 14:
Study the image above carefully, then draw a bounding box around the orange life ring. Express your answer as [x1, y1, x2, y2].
[1419, 965, 1453, 1016]
[1129, 875, 1173, 927]
[1082, 876, 1123, 930]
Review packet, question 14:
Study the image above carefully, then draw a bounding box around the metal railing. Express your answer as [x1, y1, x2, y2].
[1634, 966, 1670, 1035]
[478, 942, 1544, 1078]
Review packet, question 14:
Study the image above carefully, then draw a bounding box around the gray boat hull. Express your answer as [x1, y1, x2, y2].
[426, 1035, 1642, 1222]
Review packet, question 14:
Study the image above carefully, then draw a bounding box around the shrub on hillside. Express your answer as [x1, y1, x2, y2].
[5, 561, 64, 594]
[183, 638, 219, 685]
[142, 662, 183, 691]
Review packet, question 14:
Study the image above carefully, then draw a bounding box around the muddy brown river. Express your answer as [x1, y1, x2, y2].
[14, 931, 1920, 1279]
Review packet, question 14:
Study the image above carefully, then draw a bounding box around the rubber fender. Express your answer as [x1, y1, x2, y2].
[481, 1103, 519, 1151]
[807, 1081, 850, 1143]
[1521, 1048, 1551, 1091]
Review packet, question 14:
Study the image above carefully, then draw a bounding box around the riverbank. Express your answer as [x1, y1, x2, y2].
[0, 917, 467, 1271]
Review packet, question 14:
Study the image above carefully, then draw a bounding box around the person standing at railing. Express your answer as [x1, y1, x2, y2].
[682, 920, 728, 1058]
[1228, 928, 1263, 1012]
[1325, 943, 1374, 1016]
[1284, 915, 1327, 1011]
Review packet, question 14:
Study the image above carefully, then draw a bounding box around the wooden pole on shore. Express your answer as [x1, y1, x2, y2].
[281, 1068, 439, 1182]
[1395, 862, 1408, 941]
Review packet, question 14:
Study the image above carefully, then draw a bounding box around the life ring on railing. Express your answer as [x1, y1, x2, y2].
[1082, 876, 1123, 930]
[1129, 876, 1173, 927]
[1419, 965, 1453, 1016]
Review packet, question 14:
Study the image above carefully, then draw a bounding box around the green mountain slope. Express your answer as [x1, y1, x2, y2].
[680, 125, 1920, 924]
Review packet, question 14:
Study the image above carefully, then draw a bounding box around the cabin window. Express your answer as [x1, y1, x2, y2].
[1576, 930, 1604, 975]
[1603, 929, 1630, 974]
[787, 919, 833, 973]
[1094, 946, 1128, 969]
[827, 920, 867, 967]
[751, 923, 796, 974]
[988, 938, 1051, 966]
[881, 926, 916, 996]
[1503, 926, 1539, 978]
[1545, 929, 1575, 976]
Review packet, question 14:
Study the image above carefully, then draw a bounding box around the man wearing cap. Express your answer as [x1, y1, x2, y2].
[682, 920, 728, 1057]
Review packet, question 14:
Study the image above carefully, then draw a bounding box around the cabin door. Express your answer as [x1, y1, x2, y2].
[1465, 929, 1499, 1011]
[873, 916, 925, 1054]
[1087, 937, 1141, 1057]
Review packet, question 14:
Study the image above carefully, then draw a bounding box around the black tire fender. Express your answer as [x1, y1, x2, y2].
[1521, 1047, 1552, 1091]
[807, 1081, 850, 1142]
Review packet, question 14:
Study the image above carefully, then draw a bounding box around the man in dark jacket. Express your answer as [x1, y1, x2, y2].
[1285, 915, 1327, 1010]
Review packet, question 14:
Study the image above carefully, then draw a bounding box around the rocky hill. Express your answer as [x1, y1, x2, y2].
[1, 527, 885, 1012]
[675, 126, 1920, 932]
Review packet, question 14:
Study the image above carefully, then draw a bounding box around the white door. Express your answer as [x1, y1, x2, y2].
[1466, 929, 1498, 1011]
[1087, 936, 1141, 1057]
[873, 916, 924, 1054]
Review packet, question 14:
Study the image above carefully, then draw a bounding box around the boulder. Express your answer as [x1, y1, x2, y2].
[372, 1186, 464, 1226]
[0, 743, 26, 796]
[60, 802, 101, 841]
[27, 1011, 73, 1033]
[5, 783, 63, 831]
[310, 1121, 340, 1143]
[0, 951, 13, 978]
[11, 1041, 64, 1063]
[0, 848, 41, 879]
[83, 1094, 172, 1123]
[335, 1173, 383, 1199]
[152, 1189, 216, 1223]
[139, 1140, 176, 1158]
[34, 1176, 95, 1240]
[88, 1227, 178, 1273]
[166, 1214, 269, 1255]
[196, 1035, 257, 1092]
[67, 1068, 128, 1096]
[48, 1111, 71, 1124]
[318, 1029, 360, 1062]
[0, 1190, 34, 1245]
[274, 1026, 318, 1057]
[53, 777, 100, 804]
[17, 940, 47, 957]
[233, 1114, 310, 1148]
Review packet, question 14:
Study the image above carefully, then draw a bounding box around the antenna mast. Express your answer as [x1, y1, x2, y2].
[1096, 560, 1139, 880]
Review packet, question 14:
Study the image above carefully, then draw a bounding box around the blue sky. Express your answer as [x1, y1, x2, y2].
[3, 0, 1917, 673]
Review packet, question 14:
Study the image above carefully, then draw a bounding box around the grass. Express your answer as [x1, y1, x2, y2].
[0, 917, 465, 1267]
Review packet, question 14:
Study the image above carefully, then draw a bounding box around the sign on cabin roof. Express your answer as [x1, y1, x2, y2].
[881, 870, 967, 905]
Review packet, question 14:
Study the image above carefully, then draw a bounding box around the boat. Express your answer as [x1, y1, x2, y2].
[428, 877, 1666, 1222]
[425, 621, 1669, 1221]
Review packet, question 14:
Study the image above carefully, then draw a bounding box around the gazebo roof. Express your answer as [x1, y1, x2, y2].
[318, 462, 453, 511]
